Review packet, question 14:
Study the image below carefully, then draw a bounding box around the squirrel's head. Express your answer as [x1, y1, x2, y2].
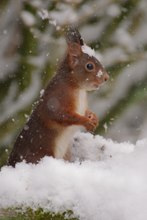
[65, 26, 109, 91]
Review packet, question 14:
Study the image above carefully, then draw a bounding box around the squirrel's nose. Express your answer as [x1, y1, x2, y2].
[104, 73, 109, 81]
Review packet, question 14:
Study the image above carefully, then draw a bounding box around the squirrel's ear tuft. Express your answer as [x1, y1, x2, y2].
[65, 26, 84, 46]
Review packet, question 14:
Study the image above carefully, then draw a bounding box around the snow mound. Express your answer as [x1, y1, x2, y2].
[0, 132, 147, 220]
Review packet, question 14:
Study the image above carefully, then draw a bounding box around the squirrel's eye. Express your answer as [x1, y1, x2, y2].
[86, 63, 94, 71]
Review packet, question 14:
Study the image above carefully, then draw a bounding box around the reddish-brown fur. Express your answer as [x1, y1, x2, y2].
[8, 27, 109, 166]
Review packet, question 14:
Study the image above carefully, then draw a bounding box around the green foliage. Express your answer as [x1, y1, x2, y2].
[0, 208, 78, 220]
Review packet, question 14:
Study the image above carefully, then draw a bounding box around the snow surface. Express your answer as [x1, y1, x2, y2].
[1, 132, 147, 220]
[81, 44, 96, 57]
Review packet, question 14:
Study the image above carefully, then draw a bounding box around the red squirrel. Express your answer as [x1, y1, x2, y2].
[8, 27, 109, 166]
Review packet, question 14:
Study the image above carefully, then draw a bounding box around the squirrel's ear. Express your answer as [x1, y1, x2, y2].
[68, 42, 81, 56]
[65, 26, 84, 67]
[68, 43, 81, 67]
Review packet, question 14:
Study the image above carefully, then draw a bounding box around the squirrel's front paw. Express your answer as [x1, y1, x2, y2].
[85, 110, 99, 132]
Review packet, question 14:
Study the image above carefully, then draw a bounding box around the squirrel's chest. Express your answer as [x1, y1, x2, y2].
[75, 89, 87, 115]
[54, 90, 87, 159]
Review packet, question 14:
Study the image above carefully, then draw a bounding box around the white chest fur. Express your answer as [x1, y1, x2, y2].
[75, 89, 87, 115]
[54, 89, 87, 159]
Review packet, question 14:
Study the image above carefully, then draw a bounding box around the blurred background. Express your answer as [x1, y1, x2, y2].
[0, 0, 147, 167]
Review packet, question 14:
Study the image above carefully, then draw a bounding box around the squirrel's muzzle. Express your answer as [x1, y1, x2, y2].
[96, 69, 109, 83]
[104, 72, 109, 82]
